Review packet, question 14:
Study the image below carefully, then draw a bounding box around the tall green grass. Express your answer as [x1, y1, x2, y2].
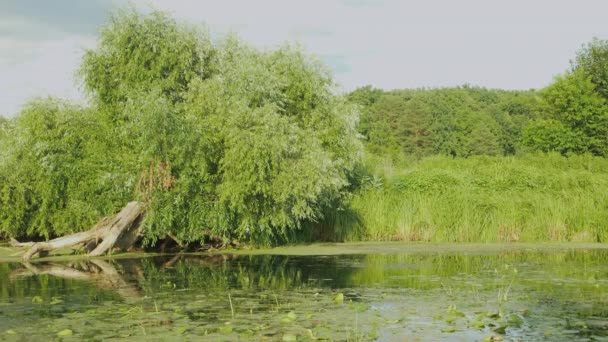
[331, 153, 608, 243]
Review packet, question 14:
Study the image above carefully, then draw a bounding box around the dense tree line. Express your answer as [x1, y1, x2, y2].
[349, 39, 608, 158]
[348, 86, 539, 157]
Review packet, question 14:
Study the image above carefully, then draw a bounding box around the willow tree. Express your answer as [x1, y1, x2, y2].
[2, 9, 361, 259]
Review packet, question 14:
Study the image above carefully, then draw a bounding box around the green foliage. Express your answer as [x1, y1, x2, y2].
[572, 37, 608, 100]
[0, 117, 9, 157]
[0, 99, 133, 239]
[522, 39, 608, 156]
[347, 85, 384, 139]
[524, 69, 608, 155]
[350, 39, 608, 159]
[522, 119, 574, 154]
[350, 86, 538, 157]
[344, 153, 608, 243]
[80, 9, 213, 109]
[0, 9, 362, 244]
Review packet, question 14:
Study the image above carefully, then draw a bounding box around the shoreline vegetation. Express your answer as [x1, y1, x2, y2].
[2, 8, 608, 259]
[331, 153, 608, 243]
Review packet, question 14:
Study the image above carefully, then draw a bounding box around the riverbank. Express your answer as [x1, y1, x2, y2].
[4, 240, 608, 263]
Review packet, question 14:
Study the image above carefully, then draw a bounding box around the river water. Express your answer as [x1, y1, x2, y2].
[0, 244, 607, 341]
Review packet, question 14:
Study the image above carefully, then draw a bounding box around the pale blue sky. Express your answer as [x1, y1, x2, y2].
[1, 0, 608, 116]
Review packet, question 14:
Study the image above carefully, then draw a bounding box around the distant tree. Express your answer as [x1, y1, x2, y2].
[347, 86, 384, 140]
[365, 93, 403, 154]
[492, 91, 539, 154]
[347, 85, 383, 107]
[524, 69, 608, 155]
[572, 38, 608, 100]
[466, 118, 502, 156]
[350, 86, 539, 157]
[399, 97, 433, 157]
[522, 119, 575, 154]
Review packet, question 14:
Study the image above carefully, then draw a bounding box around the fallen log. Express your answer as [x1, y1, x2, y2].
[13, 201, 144, 262]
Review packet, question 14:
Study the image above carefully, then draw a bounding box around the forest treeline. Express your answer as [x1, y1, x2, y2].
[348, 38, 608, 159]
[348, 86, 537, 157]
[1, 7, 608, 247]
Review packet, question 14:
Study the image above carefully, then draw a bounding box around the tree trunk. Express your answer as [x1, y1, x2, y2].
[14, 201, 144, 262]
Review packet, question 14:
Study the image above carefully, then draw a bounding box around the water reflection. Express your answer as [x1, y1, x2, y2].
[0, 249, 607, 340]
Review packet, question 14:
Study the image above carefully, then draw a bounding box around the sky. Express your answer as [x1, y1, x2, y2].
[1, 0, 608, 117]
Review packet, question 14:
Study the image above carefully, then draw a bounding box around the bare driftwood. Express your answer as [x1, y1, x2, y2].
[9, 238, 34, 248]
[12, 202, 144, 262]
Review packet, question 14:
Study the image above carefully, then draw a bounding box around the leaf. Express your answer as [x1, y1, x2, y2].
[50, 297, 64, 305]
[218, 325, 233, 333]
[507, 313, 524, 326]
[333, 293, 344, 304]
[286, 311, 298, 321]
[469, 320, 486, 329]
[493, 325, 507, 334]
[57, 329, 73, 337]
[282, 334, 297, 341]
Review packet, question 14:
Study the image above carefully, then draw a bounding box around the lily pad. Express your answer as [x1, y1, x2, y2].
[507, 313, 524, 326]
[445, 316, 458, 323]
[50, 297, 64, 305]
[283, 333, 297, 341]
[281, 311, 298, 323]
[57, 329, 73, 337]
[493, 325, 507, 334]
[469, 320, 486, 329]
[333, 293, 344, 304]
[218, 325, 233, 333]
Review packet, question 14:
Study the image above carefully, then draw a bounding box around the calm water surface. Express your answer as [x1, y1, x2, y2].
[0, 244, 607, 341]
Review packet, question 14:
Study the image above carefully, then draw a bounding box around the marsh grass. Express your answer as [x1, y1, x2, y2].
[330, 153, 608, 243]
